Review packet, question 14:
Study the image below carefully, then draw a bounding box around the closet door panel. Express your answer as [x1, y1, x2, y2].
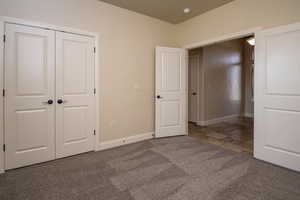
[55, 32, 95, 158]
[5, 23, 55, 169]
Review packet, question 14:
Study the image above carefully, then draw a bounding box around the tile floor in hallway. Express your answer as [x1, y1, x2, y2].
[189, 117, 254, 154]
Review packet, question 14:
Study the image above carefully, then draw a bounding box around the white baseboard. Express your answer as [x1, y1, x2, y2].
[0, 133, 154, 174]
[244, 113, 254, 118]
[96, 132, 154, 151]
[196, 114, 240, 126]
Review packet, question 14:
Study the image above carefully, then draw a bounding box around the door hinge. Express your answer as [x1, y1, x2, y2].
[2, 89, 5, 97]
[93, 47, 96, 53]
[94, 88, 96, 95]
[3, 35, 6, 43]
[3, 144, 5, 152]
[93, 130, 96, 136]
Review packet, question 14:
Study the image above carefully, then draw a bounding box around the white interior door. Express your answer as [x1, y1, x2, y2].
[4, 23, 55, 169]
[155, 47, 187, 138]
[255, 22, 300, 172]
[0, 21, 4, 172]
[188, 55, 199, 123]
[55, 32, 95, 159]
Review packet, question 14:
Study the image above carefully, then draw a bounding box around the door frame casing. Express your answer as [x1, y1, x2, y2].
[183, 27, 262, 49]
[0, 16, 101, 173]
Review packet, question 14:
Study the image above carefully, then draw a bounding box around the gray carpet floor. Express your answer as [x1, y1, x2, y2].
[1, 136, 300, 200]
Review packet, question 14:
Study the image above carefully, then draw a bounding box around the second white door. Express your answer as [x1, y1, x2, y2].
[55, 32, 95, 159]
[255, 22, 300, 172]
[188, 55, 199, 123]
[155, 47, 187, 138]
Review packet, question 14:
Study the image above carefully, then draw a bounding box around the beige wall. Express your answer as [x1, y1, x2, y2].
[0, 0, 177, 142]
[176, 0, 300, 46]
[1, 0, 300, 143]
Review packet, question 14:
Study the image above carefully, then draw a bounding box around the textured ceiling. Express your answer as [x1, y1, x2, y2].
[98, 0, 234, 24]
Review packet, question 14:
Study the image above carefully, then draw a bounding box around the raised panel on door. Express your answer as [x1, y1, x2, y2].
[161, 101, 180, 127]
[155, 47, 187, 138]
[5, 23, 55, 169]
[56, 32, 95, 159]
[255, 23, 300, 172]
[266, 31, 300, 95]
[264, 109, 300, 154]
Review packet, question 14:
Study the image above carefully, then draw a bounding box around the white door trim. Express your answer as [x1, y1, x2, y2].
[0, 16, 101, 173]
[183, 27, 262, 50]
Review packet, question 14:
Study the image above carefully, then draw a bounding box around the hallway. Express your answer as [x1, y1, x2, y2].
[189, 117, 253, 154]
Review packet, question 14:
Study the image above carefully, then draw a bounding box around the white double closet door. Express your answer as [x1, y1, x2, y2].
[4, 23, 95, 170]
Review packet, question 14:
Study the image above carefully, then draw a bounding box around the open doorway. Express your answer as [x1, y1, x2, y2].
[188, 36, 255, 154]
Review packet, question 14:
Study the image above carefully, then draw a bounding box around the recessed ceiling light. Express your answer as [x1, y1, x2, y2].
[183, 8, 191, 13]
